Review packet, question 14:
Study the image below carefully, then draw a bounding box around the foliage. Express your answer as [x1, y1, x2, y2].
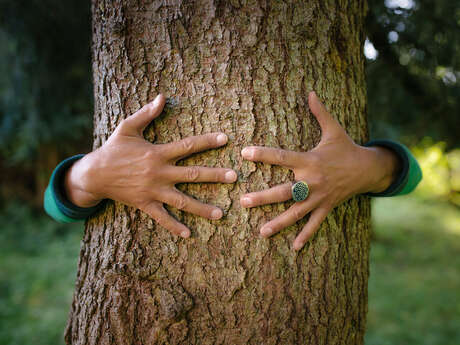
[366, 0, 460, 148]
[0, 0, 92, 163]
[410, 139, 460, 205]
[0, 203, 82, 345]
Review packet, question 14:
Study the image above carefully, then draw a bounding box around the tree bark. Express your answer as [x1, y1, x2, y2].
[65, 1, 370, 344]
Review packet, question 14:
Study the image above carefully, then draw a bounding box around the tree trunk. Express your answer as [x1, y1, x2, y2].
[65, 1, 370, 344]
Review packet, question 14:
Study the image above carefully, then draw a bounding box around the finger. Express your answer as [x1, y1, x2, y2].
[143, 202, 191, 238]
[121, 94, 166, 135]
[259, 195, 321, 238]
[170, 166, 237, 184]
[241, 146, 305, 168]
[292, 207, 329, 251]
[308, 91, 340, 137]
[160, 132, 228, 161]
[162, 190, 223, 220]
[240, 183, 292, 208]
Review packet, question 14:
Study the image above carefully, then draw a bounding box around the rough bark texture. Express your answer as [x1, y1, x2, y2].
[66, 1, 370, 344]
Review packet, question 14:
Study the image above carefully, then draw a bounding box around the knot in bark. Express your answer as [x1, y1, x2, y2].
[155, 282, 193, 322]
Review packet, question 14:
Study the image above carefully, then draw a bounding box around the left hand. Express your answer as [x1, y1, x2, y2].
[64, 94, 237, 238]
[240, 91, 400, 251]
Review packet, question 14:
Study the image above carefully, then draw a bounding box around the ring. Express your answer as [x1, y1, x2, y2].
[292, 181, 309, 202]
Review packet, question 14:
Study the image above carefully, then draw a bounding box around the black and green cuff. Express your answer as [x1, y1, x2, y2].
[44, 154, 103, 223]
[364, 140, 422, 197]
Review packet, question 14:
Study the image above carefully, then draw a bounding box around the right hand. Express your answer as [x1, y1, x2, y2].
[64, 94, 237, 238]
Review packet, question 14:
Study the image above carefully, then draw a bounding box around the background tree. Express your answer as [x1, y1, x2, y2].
[0, 0, 92, 204]
[366, 0, 460, 147]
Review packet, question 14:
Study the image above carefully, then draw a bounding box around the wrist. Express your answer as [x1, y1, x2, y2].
[357, 145, 401, 194]
[64, 152, 102, 208]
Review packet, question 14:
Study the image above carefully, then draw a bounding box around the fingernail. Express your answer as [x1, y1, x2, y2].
[225, 170, 237, 182]
[241, 197, 252, 207]
[260, 227, 272, 237]
[241, 147, 254, 159]
[211, 209, 223, 219]
[216, 133, 228, 145]
[153, 94, 161, 106]
[181, 230, 190, 238]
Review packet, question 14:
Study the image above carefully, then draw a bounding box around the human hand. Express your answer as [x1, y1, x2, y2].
[240, 91, 400, 250]
[64, 94, 237, 238]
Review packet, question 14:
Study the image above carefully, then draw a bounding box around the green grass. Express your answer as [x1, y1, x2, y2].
[366, 196, 460, 345]
[0, 203, 83, 345]
[0, 196, 459, 344]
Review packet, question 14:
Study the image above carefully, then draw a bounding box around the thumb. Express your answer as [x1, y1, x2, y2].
[308, 91, 339, 138]
[121, 94, 166, 135]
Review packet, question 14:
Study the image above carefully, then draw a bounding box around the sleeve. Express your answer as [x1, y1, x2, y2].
[43, 154, 104, 223]
[363, 139, 423, 197]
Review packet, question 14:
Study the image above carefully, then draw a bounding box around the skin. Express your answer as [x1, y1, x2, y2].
[64, 91, 400, 250]
[240, 91, 401, 250]
[64, 94, 237, 238]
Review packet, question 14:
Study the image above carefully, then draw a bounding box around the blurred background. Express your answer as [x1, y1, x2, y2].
[0, 0, 458, 344]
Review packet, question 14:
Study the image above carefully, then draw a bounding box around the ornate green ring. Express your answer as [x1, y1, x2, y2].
[292, 181, 310, 202]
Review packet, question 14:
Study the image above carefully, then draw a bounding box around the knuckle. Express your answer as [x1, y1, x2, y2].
[293, 207, 305, 221]
[144, 165, 157, 178]
[174, 194, 188, 210]
[153, 213, 165, 225]
[151, 210, 166, 225]
[281, 186, 292, 199]
[180, 137, 195, 154]
[207, 133, 217, 146]
[186, 166, 200, 182]
[146, 103, 156, 113]
[143, 149, 157, 161]
[216, 169, 225, 182]
[309, 152, 321, 165]
[315, 173, 328, 187]
[155, 144, 170, 160]
[118, 118, 131, 131]
[275, 149, 287, 163]
[321, 200, 334, 211]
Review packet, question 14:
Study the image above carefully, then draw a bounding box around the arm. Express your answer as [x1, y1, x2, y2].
[44, 94, 237, 238]
[240, 91, 422, 251]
